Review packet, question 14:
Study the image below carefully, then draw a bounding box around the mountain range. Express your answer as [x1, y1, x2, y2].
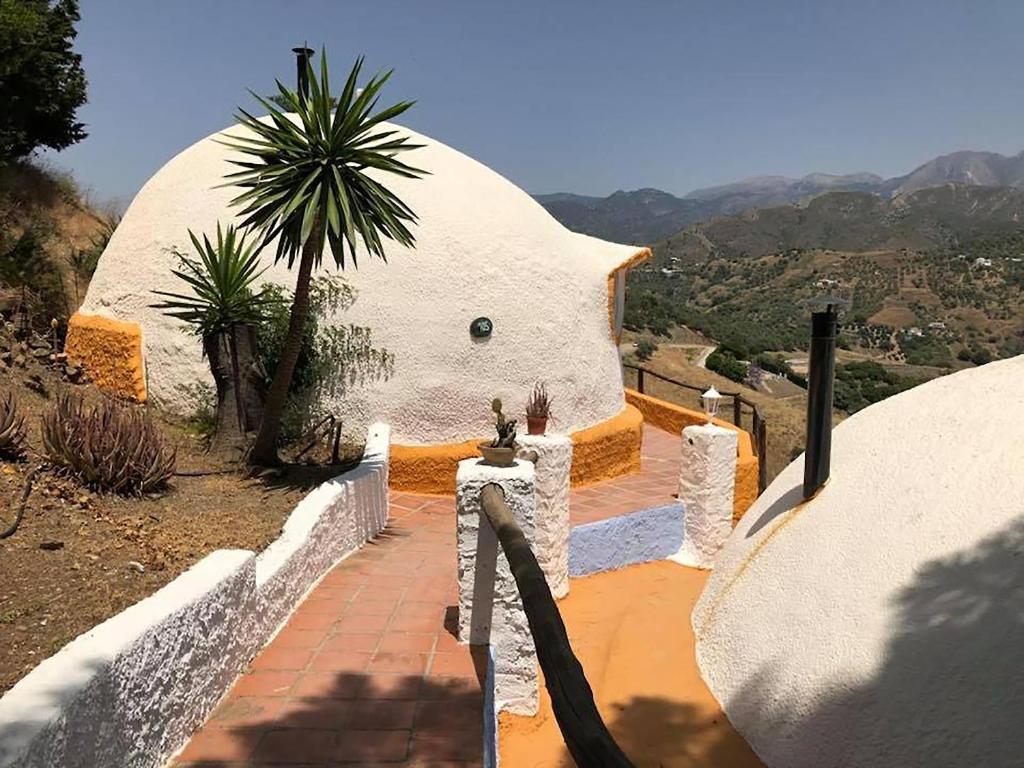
[536, 149, 1024, 244]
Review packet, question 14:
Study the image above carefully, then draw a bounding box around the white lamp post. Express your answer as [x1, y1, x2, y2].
[701, 386, 723, 425]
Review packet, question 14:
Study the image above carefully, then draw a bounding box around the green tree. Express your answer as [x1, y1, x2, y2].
[0, 0, 87, 160]
[152, 224, 278, 449]
[634, 339, 657, 362]
[222, 51, 426, 466]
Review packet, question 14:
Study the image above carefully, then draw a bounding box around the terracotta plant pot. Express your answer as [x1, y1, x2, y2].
[478, 442, 517, 467]
[526, 416, 548, 436]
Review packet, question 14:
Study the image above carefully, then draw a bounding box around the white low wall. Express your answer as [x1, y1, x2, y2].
[0, 423, 391, 768]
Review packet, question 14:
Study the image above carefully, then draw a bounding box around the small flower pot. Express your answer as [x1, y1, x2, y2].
[478, 442, 517, 467]
[526, 416, 548, 436]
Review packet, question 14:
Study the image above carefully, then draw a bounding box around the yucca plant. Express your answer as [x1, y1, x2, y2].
[42, 394, 176, 494]
[153, 223, 276, 445]
[0, 391, 27, 460]
[220, 50, 426, 466]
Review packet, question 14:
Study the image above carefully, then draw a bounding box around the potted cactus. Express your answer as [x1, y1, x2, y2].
[478, 398, 517, 467]
[525, 382, 552, 435]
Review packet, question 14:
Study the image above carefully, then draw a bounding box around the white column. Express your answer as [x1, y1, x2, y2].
[671, 424, 737, 569]
[455, 458, 538, 715]
[516, 434, 572, 599]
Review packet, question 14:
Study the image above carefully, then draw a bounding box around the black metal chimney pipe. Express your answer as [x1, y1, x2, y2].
[292, 46, 314, 99]
[803, 305, 838, 499]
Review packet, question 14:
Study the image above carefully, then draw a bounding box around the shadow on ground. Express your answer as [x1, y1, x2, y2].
[176, 665, 489, 766]
[556, 695, 763, 767]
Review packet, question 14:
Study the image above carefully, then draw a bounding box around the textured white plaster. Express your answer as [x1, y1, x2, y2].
[671, 425, 737, 569]
[0, 550, 256, 768]
[517, 434, 572, 598]
[456, 459, 538, 715]
[694, 356, 1024, 768]
[78, 118, 640, 444]
[250, 423, 390, 641]
[0, 425, 391, 768]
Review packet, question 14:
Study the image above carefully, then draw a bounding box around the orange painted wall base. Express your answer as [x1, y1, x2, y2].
[625, 389, 759, 521]
[65, 312, 147, 402]
[390, 405, 643, 496]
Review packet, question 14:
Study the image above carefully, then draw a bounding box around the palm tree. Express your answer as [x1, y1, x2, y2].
[152, 224, 276, 448]
[221, 51, 426, 466]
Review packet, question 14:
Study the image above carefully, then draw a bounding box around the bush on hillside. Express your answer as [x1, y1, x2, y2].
[706, 347, 748, 384]
[635, 339, 657, 362]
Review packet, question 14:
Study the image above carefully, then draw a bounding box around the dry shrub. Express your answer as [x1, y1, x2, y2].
[42, 394, 176, 494]
[0, 391, 27, 460]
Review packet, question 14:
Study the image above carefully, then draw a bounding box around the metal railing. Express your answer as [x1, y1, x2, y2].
[623, 362, 768, 494]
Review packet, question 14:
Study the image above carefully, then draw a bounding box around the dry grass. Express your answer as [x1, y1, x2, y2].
[623, 345, 844, 483]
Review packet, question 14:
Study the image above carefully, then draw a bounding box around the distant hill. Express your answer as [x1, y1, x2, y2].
[661, 185, 1024, 262]
[536, 149, 1024, 244]
[890, 150, 1024, 194]
[625, 183, 1024, 367]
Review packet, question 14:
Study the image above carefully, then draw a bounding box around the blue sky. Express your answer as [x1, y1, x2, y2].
[50, 0, 1024, 207]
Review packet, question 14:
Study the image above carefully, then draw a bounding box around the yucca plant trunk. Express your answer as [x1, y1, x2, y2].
[204, 323, 263, 451]
[248, 234, 318, 466]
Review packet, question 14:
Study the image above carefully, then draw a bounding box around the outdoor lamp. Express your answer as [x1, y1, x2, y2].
[702, 386, 723, 424]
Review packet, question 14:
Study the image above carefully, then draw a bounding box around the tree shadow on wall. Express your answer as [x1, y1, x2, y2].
[719, 514, 1024, 768]
[177, 666, 488, 767]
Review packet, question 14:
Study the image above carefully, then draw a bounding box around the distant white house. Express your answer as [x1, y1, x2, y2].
[974, 257, 993, 268]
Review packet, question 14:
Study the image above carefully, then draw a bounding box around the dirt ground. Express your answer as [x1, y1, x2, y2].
[0, 351, 338, 694]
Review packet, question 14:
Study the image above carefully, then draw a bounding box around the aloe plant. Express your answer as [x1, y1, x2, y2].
[220, 50, 426, 465]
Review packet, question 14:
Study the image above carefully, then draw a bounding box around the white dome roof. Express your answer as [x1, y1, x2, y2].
[81, 119, 643, 442]
[694, 354, 1024, 768]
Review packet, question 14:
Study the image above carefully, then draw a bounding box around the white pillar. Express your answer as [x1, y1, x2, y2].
[671, 424, 737, 569]
[516, 434, 572, 599]
[455, 458, 538, 715]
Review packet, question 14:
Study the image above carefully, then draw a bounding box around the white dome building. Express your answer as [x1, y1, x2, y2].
[693, 354, 1024, 768]
[66, 120, 648, 491]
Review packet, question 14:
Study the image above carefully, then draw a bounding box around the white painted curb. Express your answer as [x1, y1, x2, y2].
[0, 423, 391, 768]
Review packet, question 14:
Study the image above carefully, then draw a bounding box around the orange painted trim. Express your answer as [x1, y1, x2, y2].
[65, 312, 147, 402]
[606, 247, 652, 341]
[624, 388, 759, 521]
[389, 405, 643, 496]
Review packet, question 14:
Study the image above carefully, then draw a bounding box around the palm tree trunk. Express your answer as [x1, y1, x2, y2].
[248, 234, 318, 466]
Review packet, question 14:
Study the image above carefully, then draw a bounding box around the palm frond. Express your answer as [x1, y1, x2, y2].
[220, 51, 427, 269]
[152, 224, 278, 337]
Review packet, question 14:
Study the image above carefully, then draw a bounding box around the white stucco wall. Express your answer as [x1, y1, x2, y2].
[0, 425, 390, 768]
[693, 356, 1024, 768]
[79, 119, 641, 444]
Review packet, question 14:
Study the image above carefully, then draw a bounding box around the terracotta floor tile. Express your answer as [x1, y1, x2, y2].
[376, 633, 436, 653]
[309, 650, 373, 673]
[175, 726, 263, 763]
[347, 700, 416, 730]
[274, 697, 354, 730]
[357, 674, 423, 700]
[250, 647, 314, 672]
[289, 672, 363, 700]
[368, 651, 430, 675]
[252, 727, 338, 764]
[321, 632, 383, 653]
[334, 729, 411, 762]
[231, 671, 300, 698]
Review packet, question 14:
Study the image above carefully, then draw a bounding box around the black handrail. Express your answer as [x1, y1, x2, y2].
[623, 362, 769, 494]
[480, 483, 635, 767]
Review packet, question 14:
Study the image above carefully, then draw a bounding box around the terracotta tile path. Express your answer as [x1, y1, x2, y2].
[173, 425, 680, 767]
